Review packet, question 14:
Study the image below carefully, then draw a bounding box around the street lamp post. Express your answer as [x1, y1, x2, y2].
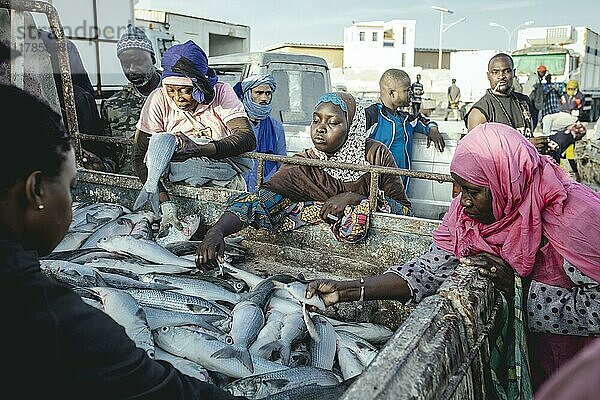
[432, 6, 466, 70]
[489, 20, 534, 51]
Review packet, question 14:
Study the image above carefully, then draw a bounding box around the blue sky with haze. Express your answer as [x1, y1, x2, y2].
[136, 0, 600, 52]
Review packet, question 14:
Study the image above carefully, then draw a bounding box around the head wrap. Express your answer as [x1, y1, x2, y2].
[433, 122, 600, 286]
[161, 40, 218, 104]
[116, 24, 154, 56]
[233, 74, 279, 181]
[233, 74, 277, 121]
[312, 92, 369, 182]
[566, 79, 579, 90]
[537, 64, 547, 73]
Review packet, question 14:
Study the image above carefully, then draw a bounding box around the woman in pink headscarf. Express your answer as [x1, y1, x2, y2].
[306, 122, 600, 395]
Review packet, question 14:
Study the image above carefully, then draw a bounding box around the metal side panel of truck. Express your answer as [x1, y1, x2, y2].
[209, 51, 332, 156]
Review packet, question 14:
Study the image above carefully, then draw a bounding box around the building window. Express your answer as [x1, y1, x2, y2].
[372, 32, 378, 41]
[383, 41, 394, 48]
[359, 31, 365, 41]
[402, 27, 407, 44]
[401, 53, 406, 67]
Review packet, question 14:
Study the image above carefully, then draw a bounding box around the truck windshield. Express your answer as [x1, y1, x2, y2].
[213, 68, 244, 87]
[271, 69, 326, 125]
[513, 53, 566, 75]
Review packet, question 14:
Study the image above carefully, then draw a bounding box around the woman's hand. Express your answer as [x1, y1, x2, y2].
[196, 227, 225, 269]
[171, 134, 214, 162]
[305, 279, 348, 307]
[319, 192, 366, 222]
[461, 252, 514, 294]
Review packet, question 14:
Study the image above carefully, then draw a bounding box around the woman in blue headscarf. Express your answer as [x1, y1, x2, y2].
[132, 40, 256, 234]
[234, 74, 287, 191]
[196, 91, 414, 267]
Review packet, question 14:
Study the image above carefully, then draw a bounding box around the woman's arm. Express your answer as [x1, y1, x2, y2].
[197, 188, 294, 267]
[526, 261, 600, 335]
[211, 117, 256, 159]
[306, 244, 459, 305]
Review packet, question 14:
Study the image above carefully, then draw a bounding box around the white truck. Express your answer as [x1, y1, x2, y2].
[513, 25, 600, 122]
[33, 0, 145, 98]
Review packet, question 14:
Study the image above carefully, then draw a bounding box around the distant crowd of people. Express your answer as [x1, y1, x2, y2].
[2, 17, 600, 400]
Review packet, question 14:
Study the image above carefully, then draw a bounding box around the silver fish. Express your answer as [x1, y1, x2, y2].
[153, 326, 287, 379]
[97, 235, 196, 268]
[250, 311, 284, 359]
[139, 273, 242, 305]
[126, 288, 230, 319]
[133, 133, 178, 216]
[79, 217, 135, 249]
[224, 366, 341, 399]
[323, 316, 394, 345]
[70, 203, 126, 228]
[93, 287, 155, 358]
[336, 346, 364, 380]
[53, 232, 92, 252]
[154, 347, 211, 383]
[211, 300, 264, 373]
[81, 296, 104, 311]
[335, 330, 379, 367]
[282, 281, 326, 311]
[266, 380, 353, 400]
[309, 314, 336, 370]
[221, 261, 264, 290]
[259, 312, 305, 366]
[40, 259, 107, 288]
[266, 292, 303, 315]
[142, 305, 227, 332]
[303, 303, 319, 342]
[86, 257, 192, 276]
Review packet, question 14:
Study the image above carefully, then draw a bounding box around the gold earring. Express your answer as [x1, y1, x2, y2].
[38, 204, 44, 210]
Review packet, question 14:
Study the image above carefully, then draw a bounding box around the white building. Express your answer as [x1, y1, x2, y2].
[343, 20, 416, 69]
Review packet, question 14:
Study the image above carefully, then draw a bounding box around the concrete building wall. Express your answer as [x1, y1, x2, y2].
[414, 49, 451, 69]
[135, 9, 250, 56]
[267, 45, 344, 68]
[344, 20, 416, 69]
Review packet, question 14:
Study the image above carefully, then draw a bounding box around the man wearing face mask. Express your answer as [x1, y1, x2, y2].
[465, 53, 548, 154]
[233, 74, 287, 191]
[101, 24, 162, 175]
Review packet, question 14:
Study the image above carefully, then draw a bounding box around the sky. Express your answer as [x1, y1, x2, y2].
[135, 0, 600, 52]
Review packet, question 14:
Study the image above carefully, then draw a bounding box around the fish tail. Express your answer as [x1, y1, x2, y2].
[133, 189, 160, 217]
[211, 345, 254, 373]
[257, 340, 284, 360]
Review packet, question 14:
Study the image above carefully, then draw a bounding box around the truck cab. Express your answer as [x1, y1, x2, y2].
[208, 51, 331, 156]
[513, 25, 600, 122]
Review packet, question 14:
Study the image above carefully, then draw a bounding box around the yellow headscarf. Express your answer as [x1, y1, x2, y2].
[566, 79, 579, 91]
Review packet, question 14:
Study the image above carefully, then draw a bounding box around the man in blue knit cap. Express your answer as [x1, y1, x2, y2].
[234, 74, 287, 191]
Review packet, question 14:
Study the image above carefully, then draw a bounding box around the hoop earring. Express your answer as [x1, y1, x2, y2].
[38, 204, 44, 210]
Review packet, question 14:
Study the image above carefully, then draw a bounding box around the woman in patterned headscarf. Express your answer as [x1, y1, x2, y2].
[197, 91, 413, 266]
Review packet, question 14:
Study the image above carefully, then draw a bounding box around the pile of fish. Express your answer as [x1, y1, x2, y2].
[41, 201, 395, 400]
